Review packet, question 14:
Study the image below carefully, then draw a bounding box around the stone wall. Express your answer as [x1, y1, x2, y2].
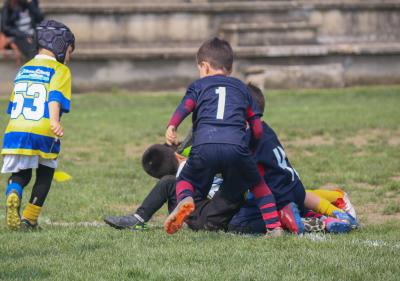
[1, 0, 400, 92]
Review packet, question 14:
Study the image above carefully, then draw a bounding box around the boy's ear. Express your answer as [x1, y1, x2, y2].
[198, 61, 210, 74]
[204, 62, 211, 75]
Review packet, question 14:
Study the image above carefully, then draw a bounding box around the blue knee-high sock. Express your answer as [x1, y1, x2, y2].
[5, 182, 23, 198]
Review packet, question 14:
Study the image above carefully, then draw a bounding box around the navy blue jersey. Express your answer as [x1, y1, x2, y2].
[255, 122, 302, 199]
[168, 75, 262, 147]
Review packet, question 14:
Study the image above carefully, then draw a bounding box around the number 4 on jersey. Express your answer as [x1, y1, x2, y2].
[273, 146, 299, 181]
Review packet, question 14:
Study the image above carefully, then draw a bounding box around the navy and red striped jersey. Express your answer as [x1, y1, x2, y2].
[254, 122, 301, 198]
[168, 75, 262, 147]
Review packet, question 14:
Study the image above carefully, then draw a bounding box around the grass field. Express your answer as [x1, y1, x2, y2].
[0, 86, 399, 281]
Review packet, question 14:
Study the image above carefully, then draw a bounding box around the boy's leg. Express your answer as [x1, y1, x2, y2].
[164, 196, 195, 234]
[307, 188, 357, 219]
[137, 175, 177, 221]
[305, 192, 342, 217]
[304, 191, 358, 229]
[275, 183, 307, 234]
[307, 189, 343, 203]
[104, 175, 177, 230]
[5, 169, 32, 230]
[248, 180, 283, 235]
[21, 164, 54, 227]
[6, 169, 32, 197]
[224, 145, 282, 235]
[303, 194, 356, 233]
[164, 145, 216, 234]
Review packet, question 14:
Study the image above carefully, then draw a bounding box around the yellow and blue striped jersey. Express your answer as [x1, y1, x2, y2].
[1, 54, 72, 159]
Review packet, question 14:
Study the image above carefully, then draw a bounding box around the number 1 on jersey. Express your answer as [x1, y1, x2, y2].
[215, 87, 226, 120]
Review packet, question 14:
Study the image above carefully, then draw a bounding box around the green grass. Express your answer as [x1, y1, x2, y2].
[0, 86, 400, 281]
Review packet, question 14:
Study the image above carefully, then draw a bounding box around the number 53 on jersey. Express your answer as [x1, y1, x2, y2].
[11, 82, 47, 121]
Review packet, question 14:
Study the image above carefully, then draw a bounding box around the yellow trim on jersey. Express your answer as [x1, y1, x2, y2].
[1, 149, 58, 159]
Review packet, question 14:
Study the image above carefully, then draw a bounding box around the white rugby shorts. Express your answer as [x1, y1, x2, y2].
[1, 155, 57, 173]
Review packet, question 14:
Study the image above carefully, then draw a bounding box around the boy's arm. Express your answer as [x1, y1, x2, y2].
[48, 67, 72, 113]
[48, 101, 63, 137]
[246, 90, 263, 148]
[248, 117, 263, 142]
[168, 96, 196, 128]
[166, 86, 197, 145]
[247, 114, 263, 152]
[47, 66, 72, 138]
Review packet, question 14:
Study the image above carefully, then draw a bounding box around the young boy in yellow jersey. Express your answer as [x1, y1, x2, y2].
[2, 20, 75, 230]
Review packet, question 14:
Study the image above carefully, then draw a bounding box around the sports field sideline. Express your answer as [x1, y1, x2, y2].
[0, 86, 399, 281]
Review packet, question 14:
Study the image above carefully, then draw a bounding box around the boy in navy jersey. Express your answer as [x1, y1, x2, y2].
[164, 38, 283, 236]
[228, 84, 358, 234]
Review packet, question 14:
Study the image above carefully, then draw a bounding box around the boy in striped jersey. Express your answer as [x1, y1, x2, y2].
[2, 20, 75, 230]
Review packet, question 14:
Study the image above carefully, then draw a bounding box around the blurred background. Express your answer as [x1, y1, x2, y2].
[1, 0, 400, 93]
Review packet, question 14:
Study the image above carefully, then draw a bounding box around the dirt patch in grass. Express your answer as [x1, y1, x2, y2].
[358, 201, 400, 225]
[66, 146, 100, 153]
[124, 137, 165, 158]
[61, 145, 104, 164]
[390, 176, 400, 182]
[282, 147, 315, 158]
[388, 136, 400, 146]
[302, 150, 316, 157]
[343, 128, 400, 148]
[125, 143, 151, 159]
[285, 136, 334, 147]
[353, 151, 369, 157]
[351, 182, 379, 191]
[344, 136, 368, 148]
[356, 189, 400, 225]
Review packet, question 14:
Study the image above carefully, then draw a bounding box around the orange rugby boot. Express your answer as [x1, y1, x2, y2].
[164, 197, 195, 235]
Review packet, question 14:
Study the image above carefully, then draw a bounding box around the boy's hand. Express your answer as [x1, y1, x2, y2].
[166, 125, 178, 145]
[50, 120, 64, 137]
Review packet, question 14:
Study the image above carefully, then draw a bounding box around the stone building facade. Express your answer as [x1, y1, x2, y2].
[1, 0, 400, 92]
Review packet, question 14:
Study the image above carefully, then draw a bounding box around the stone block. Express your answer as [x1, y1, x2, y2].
[220, 22, 317, 46]
[246, 63, 345, 89]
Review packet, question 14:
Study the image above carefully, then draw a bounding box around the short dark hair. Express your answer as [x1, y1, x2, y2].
[196, 37, 233, 73]
[247, 83, 265, 113]
[142, 144, 178, 179]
